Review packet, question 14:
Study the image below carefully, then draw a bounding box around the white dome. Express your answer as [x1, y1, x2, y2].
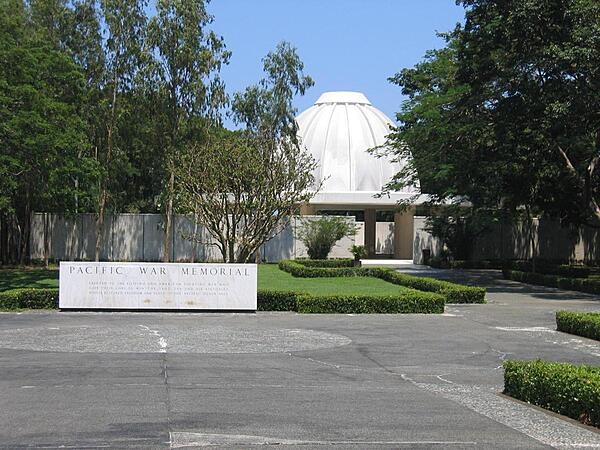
[296, 91, 409, 194]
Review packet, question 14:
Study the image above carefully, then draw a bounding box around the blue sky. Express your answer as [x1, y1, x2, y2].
[208, 0, 465, 128]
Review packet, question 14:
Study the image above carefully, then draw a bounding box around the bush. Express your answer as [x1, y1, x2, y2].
[278, 260, 486, 304]
[507, 260, 590, 278]
[433, 259, 506, 270]
[296, 216, 356, 259]
[0, 288, 59, 310]
[376, 269, 486, 304]
[556, 311, 600, 341]
[504, 360, 600, 428]
[257, 287, 443, 314]
[297, 291, 444, 314]
[503, 269, 600, 295]
[257, 290, 299, 311]
[295, 258, 354, 268]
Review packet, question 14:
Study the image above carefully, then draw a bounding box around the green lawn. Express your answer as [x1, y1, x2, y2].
[0, 268, 59, 291]
[0, 264, 411, 297]
[257, 263, 413, 296]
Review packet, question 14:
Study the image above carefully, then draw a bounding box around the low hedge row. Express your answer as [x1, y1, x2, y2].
[504, 360, 600, 428]
[278, 260, 486, 304]
[0, 288, 59, 310]
[503, 269, 600, 295]
[429, 258, 505, 270]
[294, 259, 354, 268]
[508, 261, 590, 278]
[556, 311, 600, 341]
[257, 289, 444, 313]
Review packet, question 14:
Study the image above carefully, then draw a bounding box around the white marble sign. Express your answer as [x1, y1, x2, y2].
[59, 262, 257, 310]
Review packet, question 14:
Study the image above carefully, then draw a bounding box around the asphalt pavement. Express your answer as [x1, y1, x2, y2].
[1, 269, 600, 449]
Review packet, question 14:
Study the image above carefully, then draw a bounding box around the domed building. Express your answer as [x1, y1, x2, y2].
[296, 91, 421, 259]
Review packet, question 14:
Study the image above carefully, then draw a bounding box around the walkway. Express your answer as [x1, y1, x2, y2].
[0, 270, 599, 449]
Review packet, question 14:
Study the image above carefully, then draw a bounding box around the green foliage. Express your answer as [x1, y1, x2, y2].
[556, 311, 600, 342]
[503, 269, 600, 295]
[176, 42, 316, 263]
[425, 209, 496, 260]
[256, 288, 443, 314]
[504, 360, 600, 428]
[0, 1, 99, 263]
[507, 261, 590, 278]
[296, 216, 356, 260]
[296, 259, 354, 268]
[278, 260, 486, 304]
[387, 0, 600, 230]
[349, 245, 367, 260]
[0, 288, 58, 310]
[257, 290, 299, 311]
[297, 292, 444, 314]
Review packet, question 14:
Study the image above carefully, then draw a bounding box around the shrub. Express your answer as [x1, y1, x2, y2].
[556, 311, 600, 341]
[504, 360, 600, 428]
[295, 258, 354, 268]
[503, 269, 600, 295]
[256, 287, 443, 314]
[257, 290, 299, 311]
[507, 260, 590, 278]
[278, 260, 486, 304]
[296, 216, 356, 259]
[376, 269, 486, 304]
[297, 291, 444, 314]
[0, 288, 59, 310]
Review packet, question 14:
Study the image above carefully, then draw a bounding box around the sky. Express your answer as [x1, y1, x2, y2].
[207, 0, 466, 128]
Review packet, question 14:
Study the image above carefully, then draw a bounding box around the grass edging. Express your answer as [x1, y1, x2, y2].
[556, 311, 600, 341]
[257, 289, 445, 314]
[0, 288, 59, 310]
[504, 359, 600, 428]
[279, 260, 486, 304]
[503, 269, 600, 294]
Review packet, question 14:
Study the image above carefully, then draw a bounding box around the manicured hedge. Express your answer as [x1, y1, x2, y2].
[257, 290, 300, 311]
[295, 259, 354, 268]
[429, 258, 505, 270]
[556, 311, 600, 341]
[257, 288, 444, 314]
[297, 291, 444, 314]
[503, 269, 600, 295]
[278, 260, 486, 304]
[507, 261, 590, 278]
[0, 288, 59, 310]
[504, 360, 600, 428]
[376, 269, 486, 304]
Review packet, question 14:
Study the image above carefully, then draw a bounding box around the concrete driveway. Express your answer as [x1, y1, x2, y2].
[0, 270, 599, 449]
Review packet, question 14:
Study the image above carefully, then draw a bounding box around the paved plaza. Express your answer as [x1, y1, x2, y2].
[1, 270, 600, 449]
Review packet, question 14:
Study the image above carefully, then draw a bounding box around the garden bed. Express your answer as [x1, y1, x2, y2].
[278, 259, 486, 304]
[503, 269, 600, 295]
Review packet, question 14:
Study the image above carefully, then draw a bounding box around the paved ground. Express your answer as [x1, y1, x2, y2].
[1, 269, 600, 449]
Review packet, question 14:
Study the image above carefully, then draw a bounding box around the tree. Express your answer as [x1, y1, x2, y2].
[0, 0, 98, 264]
[92, 0, 148, 261]
[148, 0, 230, 262]
[386, 0, 600, 265]
[175, 42, 317, 263]
[297, 216, 356, 260]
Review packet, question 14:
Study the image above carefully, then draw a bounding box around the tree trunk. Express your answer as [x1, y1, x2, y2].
[525, 206, 537, 273]
[162, 168, 174, 263]
[95, 188, 107, 261]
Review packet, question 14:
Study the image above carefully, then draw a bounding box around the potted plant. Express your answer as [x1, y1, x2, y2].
[349, 245, 367, 267]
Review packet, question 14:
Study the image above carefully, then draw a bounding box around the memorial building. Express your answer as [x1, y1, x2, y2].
[295, 91, 421, 259]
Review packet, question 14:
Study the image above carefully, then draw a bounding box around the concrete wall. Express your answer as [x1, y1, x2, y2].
[412, 216, 600, 263]
[30, 213, 357, 263]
